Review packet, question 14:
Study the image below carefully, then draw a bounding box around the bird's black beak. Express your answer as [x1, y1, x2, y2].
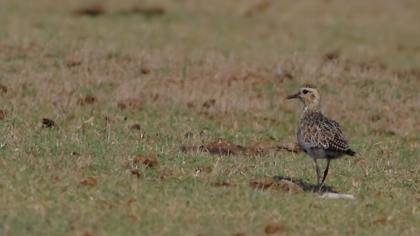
[286, 92, 300, 100]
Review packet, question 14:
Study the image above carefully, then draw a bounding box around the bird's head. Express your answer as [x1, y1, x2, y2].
[286, 85, 321, 110]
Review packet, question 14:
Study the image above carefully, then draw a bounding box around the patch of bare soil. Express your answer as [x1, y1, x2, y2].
[73, 4, 165, 18]
[232, 233, 246, 236]
[264, 223, 285, 234]
[181, 139, 245, 156]
[247, 140, 276, 155]
[205, 139, 246, 155]
[72, 4, 105, 17]
[321, 51, 420, 80]
[80, 177, 97, 186]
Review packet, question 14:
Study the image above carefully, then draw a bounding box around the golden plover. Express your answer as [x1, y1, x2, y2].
[287, 86, 355, 187]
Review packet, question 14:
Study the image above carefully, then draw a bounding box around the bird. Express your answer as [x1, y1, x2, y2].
[286, 85, 355, 189]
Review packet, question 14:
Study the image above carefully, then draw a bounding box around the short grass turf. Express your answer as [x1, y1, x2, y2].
[0, 0, 419, 235]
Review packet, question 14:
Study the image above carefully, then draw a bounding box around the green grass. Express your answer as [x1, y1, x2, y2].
[0, 0, 419, 235]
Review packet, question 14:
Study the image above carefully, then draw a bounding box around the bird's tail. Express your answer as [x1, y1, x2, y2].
[346, 149, 356, 156]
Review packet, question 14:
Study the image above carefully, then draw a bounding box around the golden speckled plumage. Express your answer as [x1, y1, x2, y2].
[298, 110, 354, 157]
[287, 86, 355, 188]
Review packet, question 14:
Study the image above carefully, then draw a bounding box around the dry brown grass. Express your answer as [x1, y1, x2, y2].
[0, 0, 419, 235]
[3, 48, 417, 138]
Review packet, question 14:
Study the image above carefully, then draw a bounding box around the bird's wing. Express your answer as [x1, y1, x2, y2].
[300, 114, 350, 153]
[320, 118, 350, 153]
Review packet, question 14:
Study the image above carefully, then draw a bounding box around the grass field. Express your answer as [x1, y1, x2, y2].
[0, 0, 419, 235]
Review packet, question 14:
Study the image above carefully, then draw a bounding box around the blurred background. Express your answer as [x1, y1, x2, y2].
[1, 0, 418, 135]
[0, 1, 419, 235]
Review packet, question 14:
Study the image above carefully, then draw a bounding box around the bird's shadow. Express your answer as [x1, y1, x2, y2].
[273, 175, 336, 193]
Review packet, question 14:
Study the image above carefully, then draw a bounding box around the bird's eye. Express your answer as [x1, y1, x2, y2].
[302, 89, 309, 94]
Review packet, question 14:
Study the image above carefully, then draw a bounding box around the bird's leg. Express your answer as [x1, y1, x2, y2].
[320, 159, 331, 189]
[313, 159, 321, 186]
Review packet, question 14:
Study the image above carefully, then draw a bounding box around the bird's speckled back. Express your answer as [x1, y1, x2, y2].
[298, 109, 351, 158]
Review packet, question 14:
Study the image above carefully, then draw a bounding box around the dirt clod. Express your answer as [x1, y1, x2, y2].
[0, 110, 6, 120]
[127, 198, 136, 205]
[181, 139, 246, 156]
[205, 139, 246, 155]
[82, 232, 93, 236]
[370, 216, 391, 225]
[202, 99, 216, 109]
[0, 84, 8, 93]
[140, 67, 151, 75]
[248, 140, 276, 155]
[195, 166, 212, 174]
[129, 123, 141, 130]
[77, 95, 97, 105]
[132, 156, 158, 168]
[130, 169, 141, 178]
[232, 233, 246, 236]
[66, 58, 82, 67]
[71, 151, 80, 156]
[80, 177, 97, 186]
[73, 4, 105, 17]
[42, 118, 56, 128]
[264, 223, 285, 234]
[322, 50, 340, 62]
